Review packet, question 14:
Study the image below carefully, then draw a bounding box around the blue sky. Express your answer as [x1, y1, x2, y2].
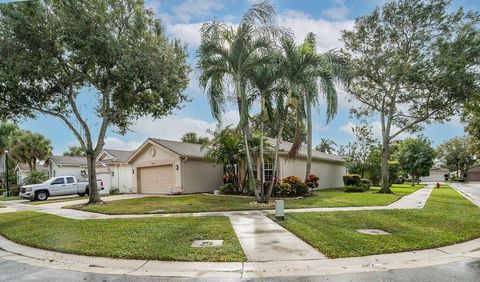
[14, 0, 477, 154]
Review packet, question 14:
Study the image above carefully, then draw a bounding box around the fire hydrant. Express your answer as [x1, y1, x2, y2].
[436, 182, 441, 189]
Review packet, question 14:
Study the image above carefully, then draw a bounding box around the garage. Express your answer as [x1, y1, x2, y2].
[466, 165, 480, 181]
[138, 165, 174, 194]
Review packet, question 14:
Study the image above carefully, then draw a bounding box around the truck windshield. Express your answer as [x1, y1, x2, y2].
[43, 177, 58, 184]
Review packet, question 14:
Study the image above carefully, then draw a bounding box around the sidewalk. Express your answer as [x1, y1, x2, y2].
[228, 211, 326, 262]
[0, 185, 436, 219]
[0, 235, 478, 278]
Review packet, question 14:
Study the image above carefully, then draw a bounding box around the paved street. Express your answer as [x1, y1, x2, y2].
[1, 257, 478, 282]
[451, 182, 480, 207]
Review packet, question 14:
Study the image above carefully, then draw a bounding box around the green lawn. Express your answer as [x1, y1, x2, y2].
[271, 185, 480, 258]
[67, 184, 424, 215]
[0, 211, 245, 262]
[0, 196, 21, 201]
[0, 205, 4, 208]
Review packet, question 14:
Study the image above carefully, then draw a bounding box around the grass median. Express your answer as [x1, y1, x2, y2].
[0, 211, 245, 262]
[66, 184, 424, 215]
[271, 185, 480, 258]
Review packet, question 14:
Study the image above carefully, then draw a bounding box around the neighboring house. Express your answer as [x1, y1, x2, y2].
[15, 162, 48, 185]
[420, 166, 449, 182]
[466, 165, 480, 181]
[241, 138, 346, 189]
[15, 163, 30, 185]
[46, 156, 87, 181]
[127, 138, 223, 194]
[96, 149, 135, 194]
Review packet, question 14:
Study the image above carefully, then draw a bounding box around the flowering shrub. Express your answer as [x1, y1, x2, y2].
[305, 174, 320, 188]
[274, 182, 293, 196]
[283, 175, 308, 196]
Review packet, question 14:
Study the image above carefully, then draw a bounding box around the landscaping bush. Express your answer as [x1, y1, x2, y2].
[24, 171, 48, 185]
[305, 174, 320, 188]
[109, 187, 120, 195]
[360, 178, 371, 191]
[283, 176, 309, 196]
[273, 182, 293, 196]
[344, 185, 366, 192]
[219, 183, 235, 194]
[343, 174, 361, 186]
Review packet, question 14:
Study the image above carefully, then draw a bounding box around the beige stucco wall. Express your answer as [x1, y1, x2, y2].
[129, 142, 182, 193]
[182, 159, 223, 193]
[49, 164, 86, 181]
[280, 157, 346, 189]
[96, 164, 134, 194]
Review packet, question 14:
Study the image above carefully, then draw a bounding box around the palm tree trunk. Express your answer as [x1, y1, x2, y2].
[236, 81, 259, 201]
[266, 121, 285, 201]
[306, 99, 312, 179]
[259, 95, 266, 201]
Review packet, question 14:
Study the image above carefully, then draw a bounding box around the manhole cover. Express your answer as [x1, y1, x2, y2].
[356, 229, 391, 235]
[191, 240, 224, 247]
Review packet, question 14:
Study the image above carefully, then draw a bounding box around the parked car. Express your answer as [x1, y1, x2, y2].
[19, 176, 104, 201]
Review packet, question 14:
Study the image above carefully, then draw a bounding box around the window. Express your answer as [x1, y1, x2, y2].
[263, 160, 274, 182]
[51, 178, 65, 185]
[111, 171, 114, 176]
[66, 177, 74, 184]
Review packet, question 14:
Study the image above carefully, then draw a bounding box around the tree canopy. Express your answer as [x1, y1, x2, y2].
[0, 0, 190, 203]
[10, 130, 52, 172]
[395, 137, 435, 185]
[342, 0, 480, 193]
[181, 132, 209, 145]
[63, 146, 86, 157]
[436, 136, 476, 179]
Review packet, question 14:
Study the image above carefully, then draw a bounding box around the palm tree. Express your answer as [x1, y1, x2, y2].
[0, 122, 18, 153]
[283, 33, 349, 178]
[63, 145, 86, 157]
[197, 1, 286, 202]
[315, 138, 337, 154]
[202, 126, 245, 192]
[10, 131, 52, 171]
[248, 62, 284, 193]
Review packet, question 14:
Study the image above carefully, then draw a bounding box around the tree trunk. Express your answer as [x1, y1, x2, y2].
[379, 140, 392, 193]
[259, 95, 265, 199]
[86, 152, 102, 204]
[305, 99, 312, 179]
[266, 121, 285, 201]
[411, 171, 415, 186]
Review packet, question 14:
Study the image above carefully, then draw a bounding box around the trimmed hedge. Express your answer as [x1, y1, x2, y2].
[343, 174, 361, 186]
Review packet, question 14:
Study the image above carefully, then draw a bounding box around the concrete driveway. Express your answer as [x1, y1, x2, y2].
[450, 182, 480, 207]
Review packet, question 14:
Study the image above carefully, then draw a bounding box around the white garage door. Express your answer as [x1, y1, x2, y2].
[138, 165, 174, 194]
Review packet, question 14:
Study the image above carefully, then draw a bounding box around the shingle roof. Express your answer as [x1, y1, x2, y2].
[149, 138, 206, 158]
[103, 149, 135, 163]
[50, 156, 87, 165]
[18, 162, 48, 172]
[267, 138, 344, 163]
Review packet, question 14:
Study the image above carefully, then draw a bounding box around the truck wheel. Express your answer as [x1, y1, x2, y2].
[78, 193, 86, 197]
[35, 191, 48, 201]
[85, 187, 89, 196]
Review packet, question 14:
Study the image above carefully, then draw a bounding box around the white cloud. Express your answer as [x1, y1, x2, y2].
[340, 122, 356, 136]
[130, 110, 240, 141]
[104, 137, 143, 151]
[322, 0, 349, 21]
[278, 9, 354, 52]
[166, 22, 204, 48]
[174, 0, 224, 23]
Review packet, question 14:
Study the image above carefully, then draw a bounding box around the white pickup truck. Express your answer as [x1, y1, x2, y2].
[19, 176, 104, 201]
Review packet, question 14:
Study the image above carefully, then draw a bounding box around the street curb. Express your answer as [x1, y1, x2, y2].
[0, 235, 479, 278]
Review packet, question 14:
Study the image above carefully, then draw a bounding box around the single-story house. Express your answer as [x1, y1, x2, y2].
[15, 162, 48, 185]
[46, 156, 87, 181]
[241, 138, 346, 189]
[96, 149, 135, 194]
[127, 138, 223, 194]
[420, 166, 449, 182]
[467, 165, 480, 181]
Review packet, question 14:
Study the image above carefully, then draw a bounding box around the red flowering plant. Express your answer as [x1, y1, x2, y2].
[305, 174, 320, 188]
